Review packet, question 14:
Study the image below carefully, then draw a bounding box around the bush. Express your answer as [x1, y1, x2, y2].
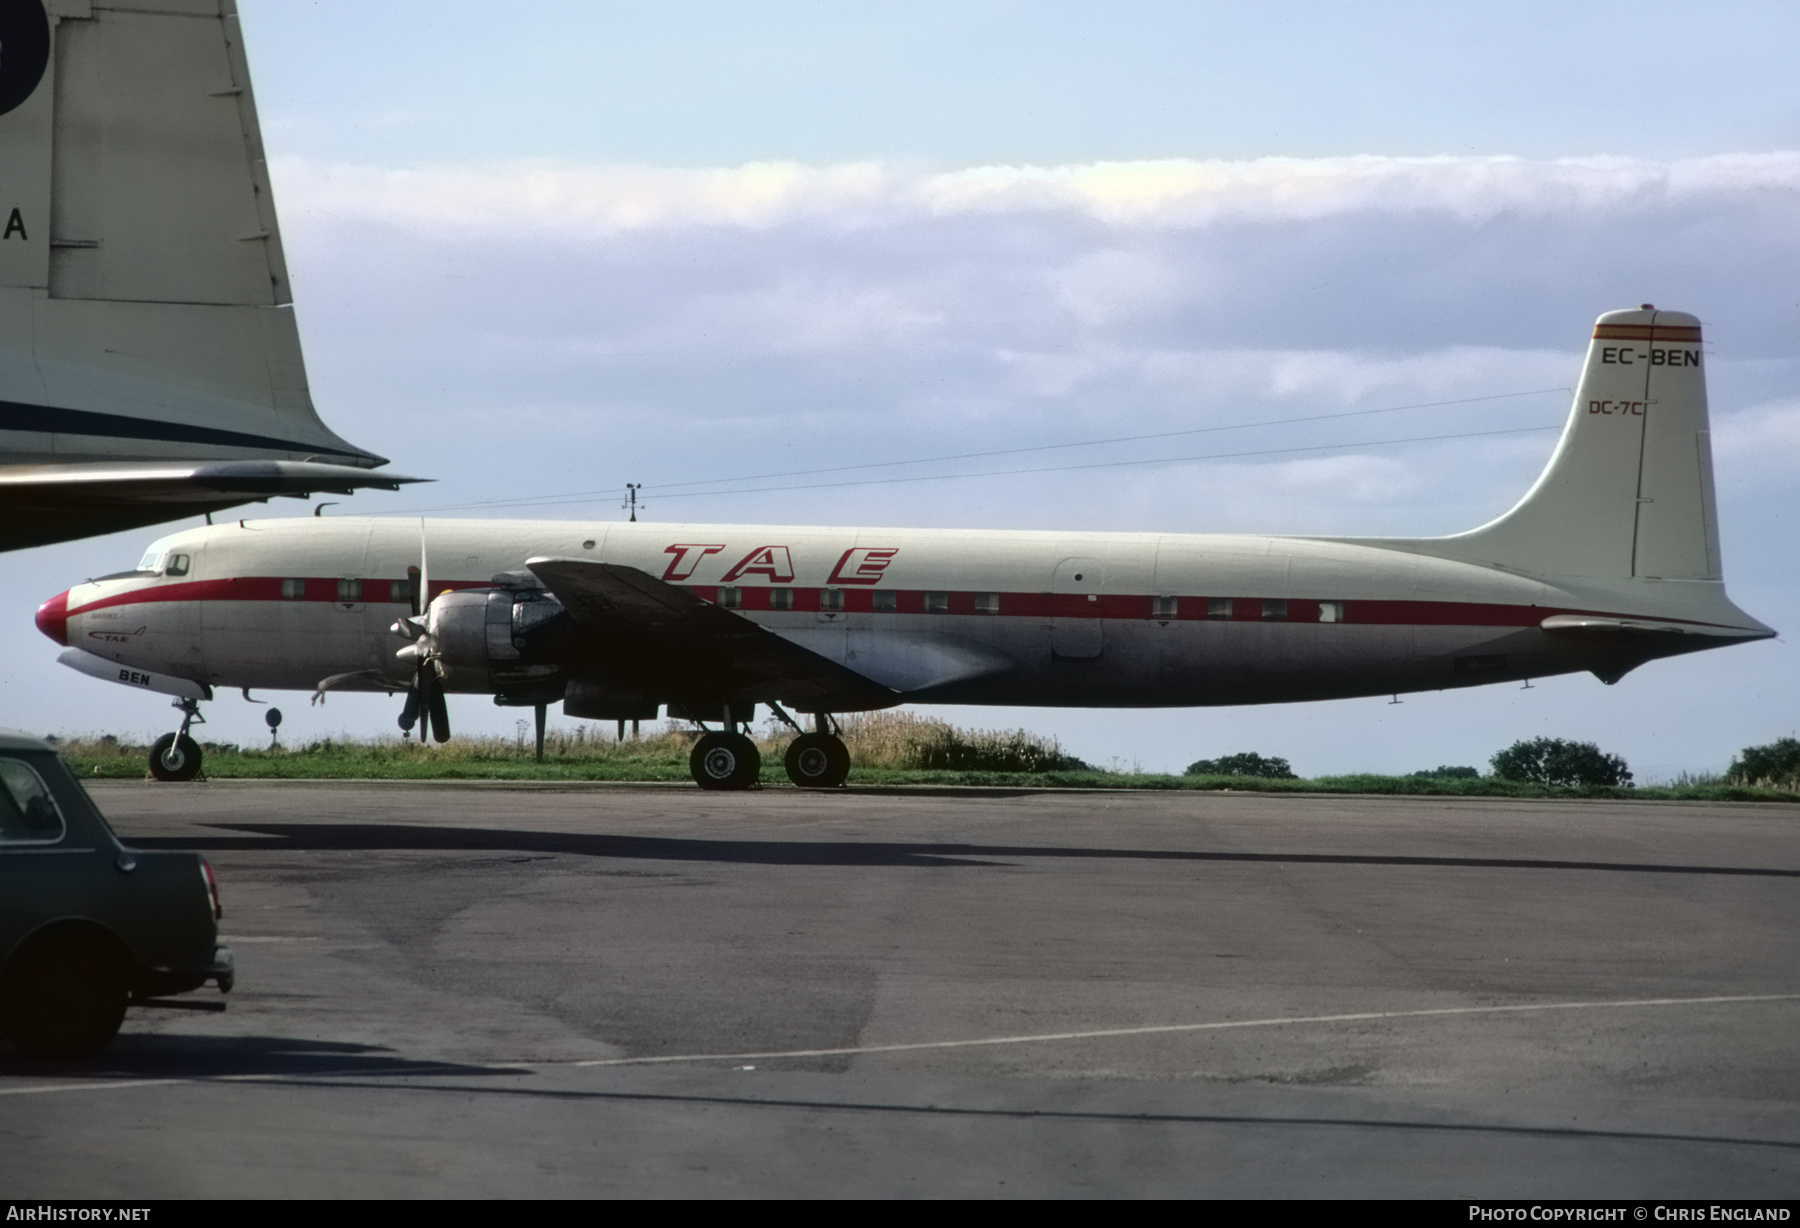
[828, 711, 1088, 773]
[1727, 738, 1800, 788]
[1490, 738, 1631, 788]
[1184, 752, 1296, 779]
[1411, 765, 1481, 779]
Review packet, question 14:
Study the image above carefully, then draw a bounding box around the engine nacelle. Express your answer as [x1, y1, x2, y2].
[424, 586, 572, 692]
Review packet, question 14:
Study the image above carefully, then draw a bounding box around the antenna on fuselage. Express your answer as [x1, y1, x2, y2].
[623, 483, 642, 522]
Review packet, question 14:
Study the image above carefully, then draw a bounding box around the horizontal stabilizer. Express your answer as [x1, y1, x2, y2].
[1539, 614, 1767, 640]
[0, 460, 424, 550]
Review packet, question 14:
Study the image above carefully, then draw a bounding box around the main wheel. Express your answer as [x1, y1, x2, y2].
[148, 733, 203, 782]
[689, 731, 761, 791]
[784, 732, 850, 788]
[5, 933, 129, 1058]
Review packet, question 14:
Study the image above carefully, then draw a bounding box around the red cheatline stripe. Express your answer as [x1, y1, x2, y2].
[65, 577, 490, 615]
[64, 577, 1743, 632]
[1592, 324, 1703, 342]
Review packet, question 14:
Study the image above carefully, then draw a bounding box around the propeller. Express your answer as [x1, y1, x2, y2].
[391, 521, 451, 743]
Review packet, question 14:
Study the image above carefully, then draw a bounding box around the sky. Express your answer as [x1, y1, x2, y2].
[6, 1, 1800, 778]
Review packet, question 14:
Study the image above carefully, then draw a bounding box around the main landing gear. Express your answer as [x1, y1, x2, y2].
[690, 730, 762, 791]
[784, 730, 850, 789]
[148, 697, 205, 782]
[683, 707, 852, 790]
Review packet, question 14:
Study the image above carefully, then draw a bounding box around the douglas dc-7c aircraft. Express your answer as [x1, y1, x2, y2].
[0, 0, 414, 553]
[37, 306, 1774, 788]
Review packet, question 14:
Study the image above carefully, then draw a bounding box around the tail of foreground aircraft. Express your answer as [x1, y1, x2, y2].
[0, 0, 416, 551]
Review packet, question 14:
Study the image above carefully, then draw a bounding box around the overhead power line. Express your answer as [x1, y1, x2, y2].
[642, 386, 1571, 495]
[372, 421, 1560, 517]
[370, 385, 1569, 516]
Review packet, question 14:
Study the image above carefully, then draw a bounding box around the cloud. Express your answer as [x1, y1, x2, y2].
[272, 152, 1800, 237]
[1713, 400, 1800, 491]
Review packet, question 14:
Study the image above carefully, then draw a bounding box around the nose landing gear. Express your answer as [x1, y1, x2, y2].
[148, 697, 205, 782]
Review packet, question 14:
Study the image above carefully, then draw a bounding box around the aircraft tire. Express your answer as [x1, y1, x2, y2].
[147, 734, 203, 782]
[784, 733, 850, 788]
[690, 731, 761, 791]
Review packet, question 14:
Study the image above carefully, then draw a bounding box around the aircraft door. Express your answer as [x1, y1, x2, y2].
[1052, 557, 1104, 659]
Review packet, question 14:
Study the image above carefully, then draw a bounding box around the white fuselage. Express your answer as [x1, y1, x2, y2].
[42, 515, 1765, 712]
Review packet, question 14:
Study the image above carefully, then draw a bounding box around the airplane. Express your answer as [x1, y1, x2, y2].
[0, 0, 416, 553]
[35, 304, 1775, 788]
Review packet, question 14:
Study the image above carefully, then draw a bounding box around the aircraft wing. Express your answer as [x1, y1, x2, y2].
[0, 462, 424, 552]
[525, 556, 897, 711]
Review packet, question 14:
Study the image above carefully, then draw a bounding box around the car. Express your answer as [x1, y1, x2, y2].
[0, 731, 232, 1057]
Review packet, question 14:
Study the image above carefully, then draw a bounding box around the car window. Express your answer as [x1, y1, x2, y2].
[0, 757, 66, 844]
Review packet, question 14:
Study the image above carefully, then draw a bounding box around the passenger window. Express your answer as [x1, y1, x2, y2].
[390, 579, 411, 603]
[716, 586, 742, 610]
[923, 592, 949, 614]
[768, 588, 794, 611]
[819, 588, 845, 612]
[1207, 598, 1232, 620]
[1318, 601, 1344, 623]
[281, 579, 306, 600]
[1262, 599, 1287, 621]
[872, 590, 897, 613]
[0, 758, 65, 844]
[165, 554, 190, 577]
[337, 578, 362, 602]
[974, 592, 999, 615]
[1151, 596, 1178, 620]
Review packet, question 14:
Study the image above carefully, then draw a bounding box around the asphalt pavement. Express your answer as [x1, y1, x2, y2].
[2, 780, 1796, 1197]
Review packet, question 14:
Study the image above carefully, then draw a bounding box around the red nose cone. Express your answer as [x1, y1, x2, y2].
[35, 590, 69, 646]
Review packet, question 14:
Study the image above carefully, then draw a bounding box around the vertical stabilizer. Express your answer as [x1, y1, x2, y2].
[1426, 307, 1720, 581]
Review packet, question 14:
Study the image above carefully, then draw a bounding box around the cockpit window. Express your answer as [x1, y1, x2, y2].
[166, 554, 190, 577]
[137, 548, 164, 572]
[0, 758, 66, 844]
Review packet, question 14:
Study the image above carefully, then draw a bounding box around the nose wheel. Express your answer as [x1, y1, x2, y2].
[784, 732, 850, 788]
[147, 697, 205, 782]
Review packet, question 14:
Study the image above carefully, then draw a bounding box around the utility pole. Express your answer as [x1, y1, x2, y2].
[623, 483, 642, 522]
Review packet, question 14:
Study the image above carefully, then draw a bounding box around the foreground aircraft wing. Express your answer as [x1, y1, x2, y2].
[0, 462, 423, 552]
[526, 557, 896, 711]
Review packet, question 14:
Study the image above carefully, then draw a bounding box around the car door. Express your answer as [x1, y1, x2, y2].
[0, 755, 95, 959]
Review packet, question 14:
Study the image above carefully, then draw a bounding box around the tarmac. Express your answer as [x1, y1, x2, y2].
[2, 779, 1796, 1197]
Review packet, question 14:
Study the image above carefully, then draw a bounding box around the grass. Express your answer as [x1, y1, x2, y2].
[45, 723, 1800, 802]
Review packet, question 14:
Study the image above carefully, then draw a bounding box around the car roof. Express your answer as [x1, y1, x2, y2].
[0, 730, 54, 752]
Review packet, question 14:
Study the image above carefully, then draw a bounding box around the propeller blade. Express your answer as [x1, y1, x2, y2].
[418, 519, 429, 616]
[426, 669, 450, 743]
[398, 677, 421, 733]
